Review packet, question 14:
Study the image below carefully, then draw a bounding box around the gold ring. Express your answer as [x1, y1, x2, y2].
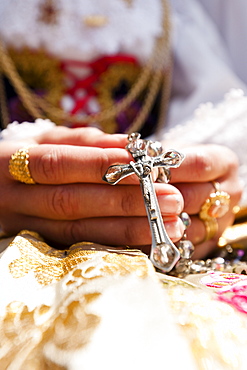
[9, 146, 36, 184]
[199, 181, 230, 242]
[202, 218, 218, 242]
[199, 181, 230, 220]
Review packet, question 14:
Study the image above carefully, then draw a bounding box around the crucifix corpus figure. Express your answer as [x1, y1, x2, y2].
[103, 132, 185, 273]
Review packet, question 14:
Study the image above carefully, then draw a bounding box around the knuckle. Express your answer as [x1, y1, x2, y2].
[123, 223, 137, 245]
[99, 150, 111, 179]
[0, 223, 10, 234]
[0, 185, 14, 218]
[123, 218, 150, 245]
[49, 186, 78, 219]
[193, 151, 213, 179]
[35, 147, 65, 183]
[0, 214, 17, 235]
[120, 190, 136, 216]
[82, 127, 102, 136]
[182, 185, 199, 211]
[62, 220, 83, 244]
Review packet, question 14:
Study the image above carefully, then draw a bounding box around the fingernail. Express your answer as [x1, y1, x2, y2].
[165, 219, 185, 240]
[158, 194, 183, 215]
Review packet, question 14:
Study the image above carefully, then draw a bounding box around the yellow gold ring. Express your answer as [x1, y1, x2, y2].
[201, 218, 218, 242]
[9, 145, 36, 184]
[199, 181, 230, 220]
[199, 181, 230, 242]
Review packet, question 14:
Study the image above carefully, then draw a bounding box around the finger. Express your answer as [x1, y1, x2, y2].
[175, 182, 215, 215]
[170, 144, 239, 183]
[5, 182, 184, 220]
[2, 214, 185, 247]
[186, 211, 235, 258]
[186, 216, 219, 259]
[2, 142, 135, 185]
[36, 126, 128, 148]
[175, 179, 242, 215]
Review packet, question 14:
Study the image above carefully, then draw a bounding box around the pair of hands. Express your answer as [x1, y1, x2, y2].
[0, 126, 242, 259]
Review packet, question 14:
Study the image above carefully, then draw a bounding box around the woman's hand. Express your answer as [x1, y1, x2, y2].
[0, 125, 242, 260]
[0, 127, 185, 249]
[169, 144, 243, 259]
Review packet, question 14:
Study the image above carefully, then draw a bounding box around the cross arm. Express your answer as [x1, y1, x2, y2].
[102, 163, 135, 185]
[152, 150, 185, 170]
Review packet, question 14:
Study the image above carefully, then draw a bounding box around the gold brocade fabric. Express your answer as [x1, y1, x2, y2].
[0, 231, 154, 369]
[8, 231, 150, 285]
[1, 231, 247, 369]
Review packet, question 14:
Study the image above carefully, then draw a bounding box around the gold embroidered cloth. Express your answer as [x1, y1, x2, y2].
[1, 231, 247, 369]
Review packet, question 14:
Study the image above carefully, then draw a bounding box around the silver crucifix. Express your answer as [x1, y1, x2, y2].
[103, 132, 184, 273]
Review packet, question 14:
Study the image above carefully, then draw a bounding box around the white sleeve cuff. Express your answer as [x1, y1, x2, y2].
[0, 119, 56, 141]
